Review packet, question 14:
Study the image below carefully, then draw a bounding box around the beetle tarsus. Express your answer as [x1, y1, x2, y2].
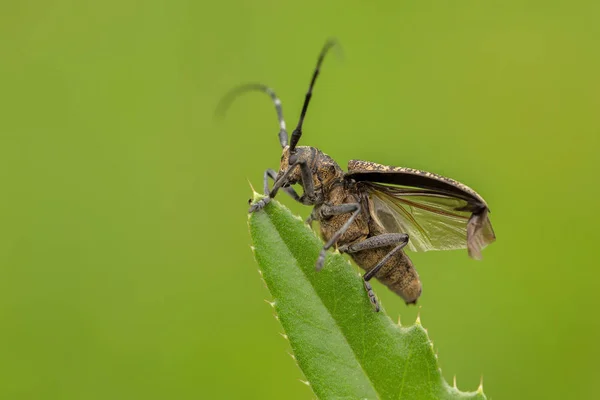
[248, 197, 271, 213]
[315, 251, 327, 271]
[305, 209, 317, 227]
[364, 280, 380, 312]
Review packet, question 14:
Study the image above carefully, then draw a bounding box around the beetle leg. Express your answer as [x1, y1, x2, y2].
[249, 163, 299, 213]
[362, 235, 410, 281]
[305, 209, 316, 227]
[249, 157, 319, 211]
[315, 203, 361, 271]
[363, 280, 380, 312]
[339, 233, 408, 312]
[297, 160, 317, 205]
[339, 233, 408, 254]
[264, 168, 301, 202]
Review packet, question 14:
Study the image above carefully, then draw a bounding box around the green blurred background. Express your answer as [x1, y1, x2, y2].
[1, 1, 599, 399]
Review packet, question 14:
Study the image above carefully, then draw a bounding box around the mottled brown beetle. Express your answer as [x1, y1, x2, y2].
[221, 40, 495, 311]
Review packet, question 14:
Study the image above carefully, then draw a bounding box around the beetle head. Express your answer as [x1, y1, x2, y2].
[277, 145, 316, 185]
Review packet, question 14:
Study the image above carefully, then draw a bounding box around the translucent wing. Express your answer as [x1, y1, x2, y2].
[365, 184, 495, 259]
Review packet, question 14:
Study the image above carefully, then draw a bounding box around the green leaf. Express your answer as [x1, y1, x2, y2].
[249, 194, 488, 400]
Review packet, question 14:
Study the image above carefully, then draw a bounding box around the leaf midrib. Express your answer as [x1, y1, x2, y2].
[267, 208, 383, 399]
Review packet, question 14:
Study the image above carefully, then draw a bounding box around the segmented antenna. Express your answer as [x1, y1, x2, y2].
[288, 39, 338, 155]
[216, 83, 288, 148]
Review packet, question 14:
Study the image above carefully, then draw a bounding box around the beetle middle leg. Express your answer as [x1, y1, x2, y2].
[315, 203, 361, 271]
[305, 208, 318, 228]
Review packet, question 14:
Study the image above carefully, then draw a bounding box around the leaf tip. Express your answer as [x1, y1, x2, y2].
[279, 332, 288, 340]
[251, 190, 266, 203]
[415, 308, 422, 326]
[453, 375, 457, 389]
[247, 179, 256, 194]
[299, 379, 311, 387]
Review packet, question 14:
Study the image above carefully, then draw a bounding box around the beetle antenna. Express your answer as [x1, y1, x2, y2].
[288, 39, 338, 155]
[216, 83, 288, 148]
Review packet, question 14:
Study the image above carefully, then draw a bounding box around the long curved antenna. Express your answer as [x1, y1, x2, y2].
[215, 83, 288, 148]
[288, 39, 338, 155]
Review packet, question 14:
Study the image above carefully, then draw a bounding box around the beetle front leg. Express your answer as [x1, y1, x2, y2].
[249, 163, 299, 213]
[297, 160, 317, 205]
[264, 168, 301, 202]
[249, 159, 317, 213]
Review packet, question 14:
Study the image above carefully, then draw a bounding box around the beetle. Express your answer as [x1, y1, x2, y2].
[221, 40, 495, 311]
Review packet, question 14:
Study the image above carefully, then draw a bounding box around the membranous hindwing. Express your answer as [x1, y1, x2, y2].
[347, 160, 495, 259]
